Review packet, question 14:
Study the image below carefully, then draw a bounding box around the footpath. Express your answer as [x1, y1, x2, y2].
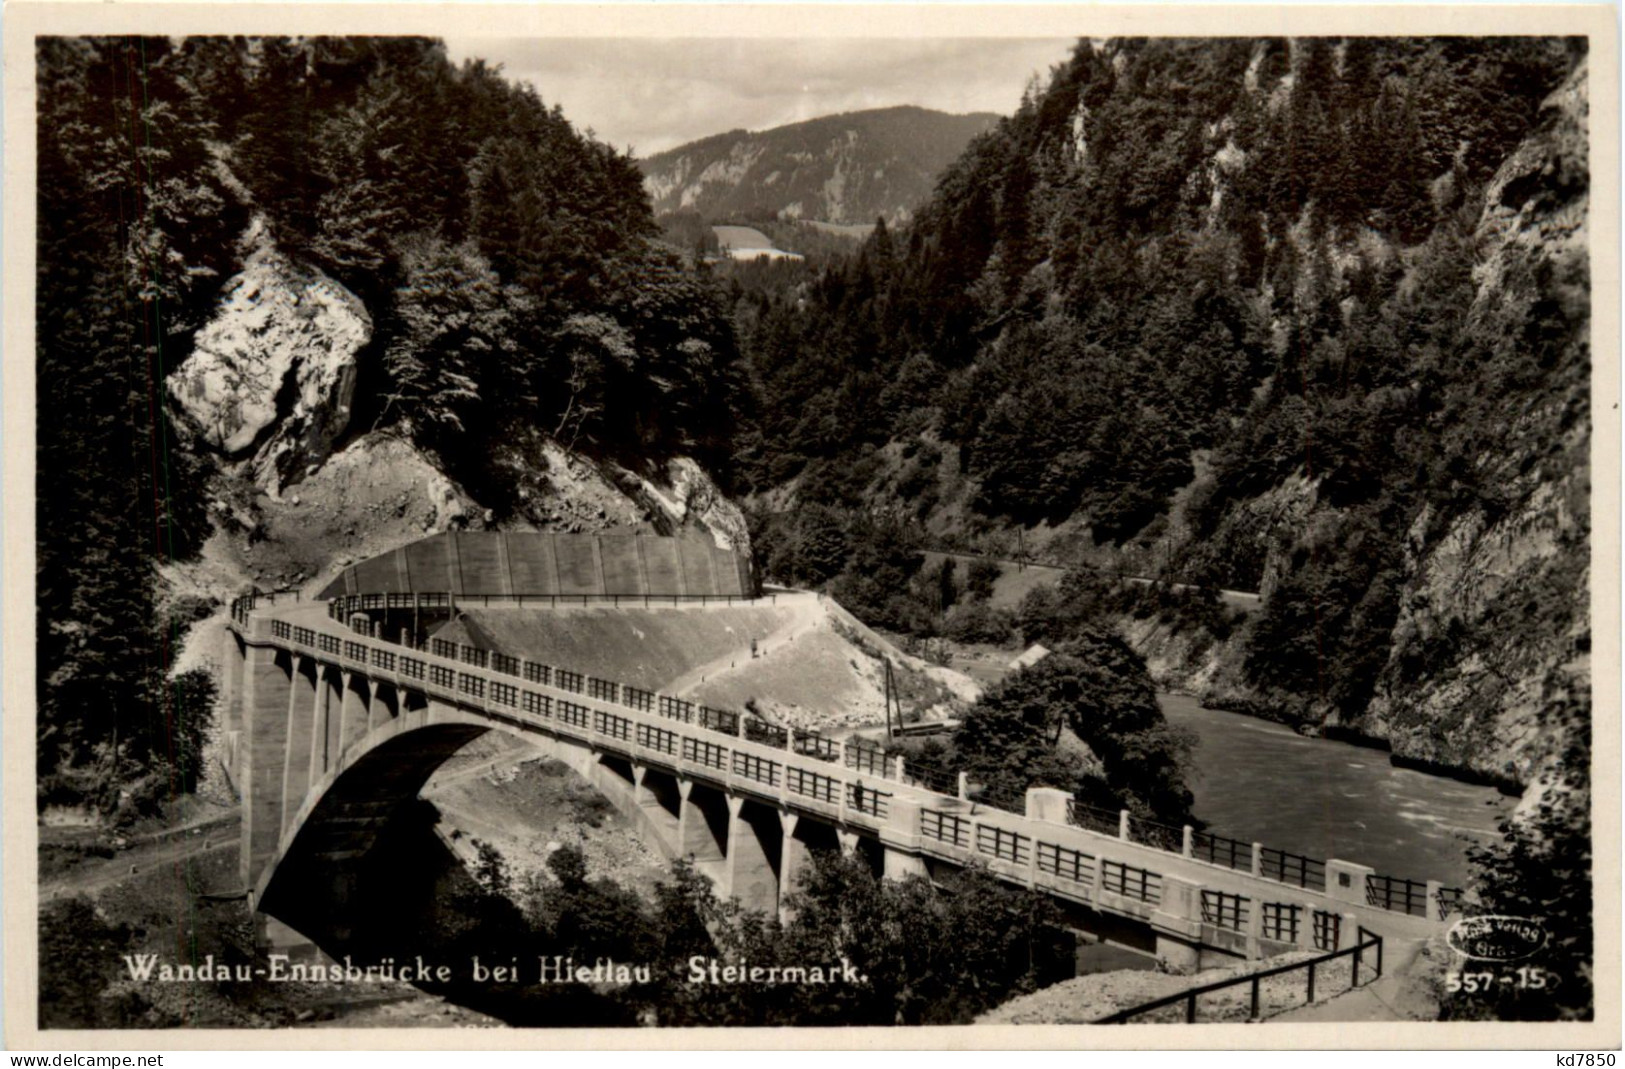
[1273, 938, 1438, 1022]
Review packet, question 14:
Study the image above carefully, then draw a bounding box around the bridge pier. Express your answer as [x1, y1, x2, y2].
[678, 778, 729, 890]
[281, 656, 319, 837]
[778, 813, 806, 917]
[221, 629, 247, 793]
[318, 665, 343, 778]
[370, 680, 399, 729]
[239, 638, 294, 895]
[339, 672, 371, 760]
[725, 795, 781, 916]
[633, 765, 682, 849]
[309, 664, 329, 791]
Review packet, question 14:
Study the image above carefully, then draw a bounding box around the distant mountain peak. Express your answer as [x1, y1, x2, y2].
[640, 106, 999, 226]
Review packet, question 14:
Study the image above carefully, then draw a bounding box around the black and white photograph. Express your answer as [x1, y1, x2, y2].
[3, 3, 1617, 1049]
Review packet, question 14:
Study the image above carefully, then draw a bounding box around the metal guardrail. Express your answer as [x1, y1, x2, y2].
[904, 765, 959, 798]
[1127, 814, 1183, 853]
[1071, 804, 1432, 916]
[794, 730, 841, 762]
[922, 809, 971, 849]
[1262, 847, 1326, 891]
[845, 738, 889, 776]
[1036, 840, 1093, 886]
[230, 590, 300, 625]
[1098, 927, 1384, 1024]
[1367, 874, 1429, 917]
[1312, 908, 1342, 951]
[1100, 860, 1160, 904]
[1191, 830, 1250, 871]
[974, 783, 1028, 816]
[1066, 800, 1122, 837]
[1260, 902, 1301, 943]
[1201, 889, 1249, 931]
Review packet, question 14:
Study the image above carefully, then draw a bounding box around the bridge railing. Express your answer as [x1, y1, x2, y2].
[1259, 902, 1301, 943]
[902, 764, 960, 799]
[230, 589, 300, 625]
[1066, 800, 1123, 838]
[793, 729, 842, 763]
[1063, 797, 1460, 923]
[1366, 873, 1429, 917]
[974, 783, 1030, 816]
[1191, 830, 1251, 872]
[326, 591, 776, 620]
[1097, 927, 1384, 1024]
[1200, 888, 1249, 932]
[1127, 814, 1184, 854]
[1262, 847, 1327, 892]
[845, 738, 889, 777]
[239, 603, 1461, 927]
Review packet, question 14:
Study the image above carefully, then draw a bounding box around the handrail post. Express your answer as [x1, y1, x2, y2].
[1118, 809, 1130, 840]
[1249, 975, 1260, 1021]
[1181, 825, 1193, 858]
[1306, 961, 1315, 1004]
[1186, 992, 1196, 1024]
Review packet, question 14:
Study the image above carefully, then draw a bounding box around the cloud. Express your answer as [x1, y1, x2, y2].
[443, 37, 1075, 155]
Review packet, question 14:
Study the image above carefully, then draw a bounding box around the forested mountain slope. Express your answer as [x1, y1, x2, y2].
[36, 37, 747, 808]
[640, 106, 999, 225]
[733, 38, 1590, 792]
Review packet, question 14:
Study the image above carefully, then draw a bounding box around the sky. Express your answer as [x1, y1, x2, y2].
[442, 38, 1076, 157]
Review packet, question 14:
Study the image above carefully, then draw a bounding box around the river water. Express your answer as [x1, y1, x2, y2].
[1159, 694, 1514, 888]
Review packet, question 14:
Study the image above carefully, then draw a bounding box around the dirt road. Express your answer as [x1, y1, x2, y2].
[41, 816, 242, 902]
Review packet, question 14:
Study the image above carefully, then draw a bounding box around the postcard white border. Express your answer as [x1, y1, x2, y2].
[3, 2, 1618, 1050]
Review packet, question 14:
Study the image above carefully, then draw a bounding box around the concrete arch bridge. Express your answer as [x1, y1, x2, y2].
[222, 552, 1458, 972]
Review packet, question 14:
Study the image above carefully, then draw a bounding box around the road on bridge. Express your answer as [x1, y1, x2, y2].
[920, 549, 1261, 614]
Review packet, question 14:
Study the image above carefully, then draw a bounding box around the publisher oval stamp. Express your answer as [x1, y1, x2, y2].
[1447, 916, 1549, 961]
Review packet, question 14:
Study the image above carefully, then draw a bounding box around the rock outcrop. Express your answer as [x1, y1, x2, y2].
[1362, 61, 1590, 793]
[631, 457, 751, 552]
[167, 220, 370, 492]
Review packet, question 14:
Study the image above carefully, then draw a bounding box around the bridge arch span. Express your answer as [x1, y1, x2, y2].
[251, 697, 790, 947]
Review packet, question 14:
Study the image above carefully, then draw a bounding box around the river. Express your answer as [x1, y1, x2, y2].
[1159, 694, 1514, 888]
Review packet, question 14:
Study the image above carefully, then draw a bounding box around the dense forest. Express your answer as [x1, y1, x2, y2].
[640, 106, 1000, 226]
[36, 37, 744, 810]
[736, 37, 1587, 738]
[723, 37, 1591, 1018]
[33, 32, 1595, 1025]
